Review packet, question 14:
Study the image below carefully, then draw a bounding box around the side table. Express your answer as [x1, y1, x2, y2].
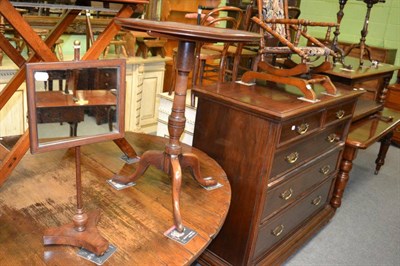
[110, 19, 261, 232]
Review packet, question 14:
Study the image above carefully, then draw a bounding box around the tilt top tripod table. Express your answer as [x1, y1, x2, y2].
[112, 19, 261, 232]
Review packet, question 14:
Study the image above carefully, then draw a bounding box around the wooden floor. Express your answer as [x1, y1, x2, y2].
[0, 132, 231, 265]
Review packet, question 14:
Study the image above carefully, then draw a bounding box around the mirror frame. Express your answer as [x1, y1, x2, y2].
[26, 59, 126, 154]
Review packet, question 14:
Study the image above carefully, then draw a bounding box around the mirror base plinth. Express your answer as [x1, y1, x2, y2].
[43, 209, 109, 256]
[112, 151, 217, 233]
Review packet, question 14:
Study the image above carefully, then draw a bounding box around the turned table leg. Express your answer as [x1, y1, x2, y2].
[375, 131, 393, 174]
[331, 145, 358, 209]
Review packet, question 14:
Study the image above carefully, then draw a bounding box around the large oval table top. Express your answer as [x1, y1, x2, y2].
[0, 132, 231, 265]
[115, 18, 262, 43]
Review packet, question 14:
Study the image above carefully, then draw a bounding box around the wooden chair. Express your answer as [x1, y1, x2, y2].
[135, 37, 166, 58]
[226, 1, 303, 81]
[191, 6, 244, 87]
[103, 31, 128, 58]
[242, 0, 341, 102]
[202, 3, 259, 82]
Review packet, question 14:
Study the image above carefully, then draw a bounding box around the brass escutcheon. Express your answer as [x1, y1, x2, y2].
[280, 188, 294, 200]
[272, 224, 284, 237]
[296, 123, 309, 135]
[336, 110, 345, 119]
[312, 195, 322, 206]
[320, 165, 331, 175]
[285, 152, 299, 164]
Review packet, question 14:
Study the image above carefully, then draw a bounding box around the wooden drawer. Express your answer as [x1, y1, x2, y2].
[37, 107, 84, 123]
[271, 123, 347, 178]
[262, 149, 340, 221]
[77, 68, 117, 90]
[279, 111, 323, 146]
[98, 69, 117, 90]
[254, 178, 333, 259]
[325, 101, 355, 126]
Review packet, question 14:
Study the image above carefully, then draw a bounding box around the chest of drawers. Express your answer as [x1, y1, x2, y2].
[192, 82, 363, 265]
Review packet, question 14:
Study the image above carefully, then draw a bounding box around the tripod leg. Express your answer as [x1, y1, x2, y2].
[180, 153, 217, 187]
[112, 150, 164, 184]
[171, 156, 184, 232]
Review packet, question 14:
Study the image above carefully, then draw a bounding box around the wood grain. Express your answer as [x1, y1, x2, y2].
[0, 132, 230, 265]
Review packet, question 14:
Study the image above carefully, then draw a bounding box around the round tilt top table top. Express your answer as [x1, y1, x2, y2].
[115, 18, 262, 43]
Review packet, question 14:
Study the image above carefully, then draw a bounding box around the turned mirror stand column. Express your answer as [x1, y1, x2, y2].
[26, 42, 128, 255]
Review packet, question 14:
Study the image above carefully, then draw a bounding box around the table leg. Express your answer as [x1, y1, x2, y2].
[331, 145, 358, 209]
[113, 40, 217, 232]
[375, 131, 393, 174]
[377, 75, 392, 104]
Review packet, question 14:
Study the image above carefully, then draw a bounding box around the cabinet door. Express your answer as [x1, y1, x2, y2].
[0, 87, 26, 137]
[140, 70, 164, 133]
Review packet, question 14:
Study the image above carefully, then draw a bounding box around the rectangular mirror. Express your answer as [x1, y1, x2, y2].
[26, 59, 126, 153]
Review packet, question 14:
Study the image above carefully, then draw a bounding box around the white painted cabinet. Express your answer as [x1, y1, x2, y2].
[125, 57, 167, 134]
[0, 68, 27, 137]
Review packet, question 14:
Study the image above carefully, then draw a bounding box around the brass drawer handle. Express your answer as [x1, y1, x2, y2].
[296, 123, 309, 135]
[326, 133, 338, 143]
[272, 224, 284, 237]
[320, 165, 331, 175]
[336, 110, 345, 119]
[312, 195, 322, 206]
[285, 152, 299, 164]
[280, 188, 294, 200]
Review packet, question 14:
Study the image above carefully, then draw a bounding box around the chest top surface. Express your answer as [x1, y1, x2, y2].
[193, 81, 364, 121]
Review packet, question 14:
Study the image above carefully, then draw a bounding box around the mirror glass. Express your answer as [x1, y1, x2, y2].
[26, 59, 126, 153]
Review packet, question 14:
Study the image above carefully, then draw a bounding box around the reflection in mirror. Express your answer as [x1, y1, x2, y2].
[26, 59, 126, 153]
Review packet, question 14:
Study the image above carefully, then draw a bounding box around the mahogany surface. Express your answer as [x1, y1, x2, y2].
[327, 57, 399, 81]
[0, 132, 230, 265]
[114, 18, 261, 43]
[324, 57, 400, 105]
[347, 108, 400, 149]
[36, 90, 116, 108]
